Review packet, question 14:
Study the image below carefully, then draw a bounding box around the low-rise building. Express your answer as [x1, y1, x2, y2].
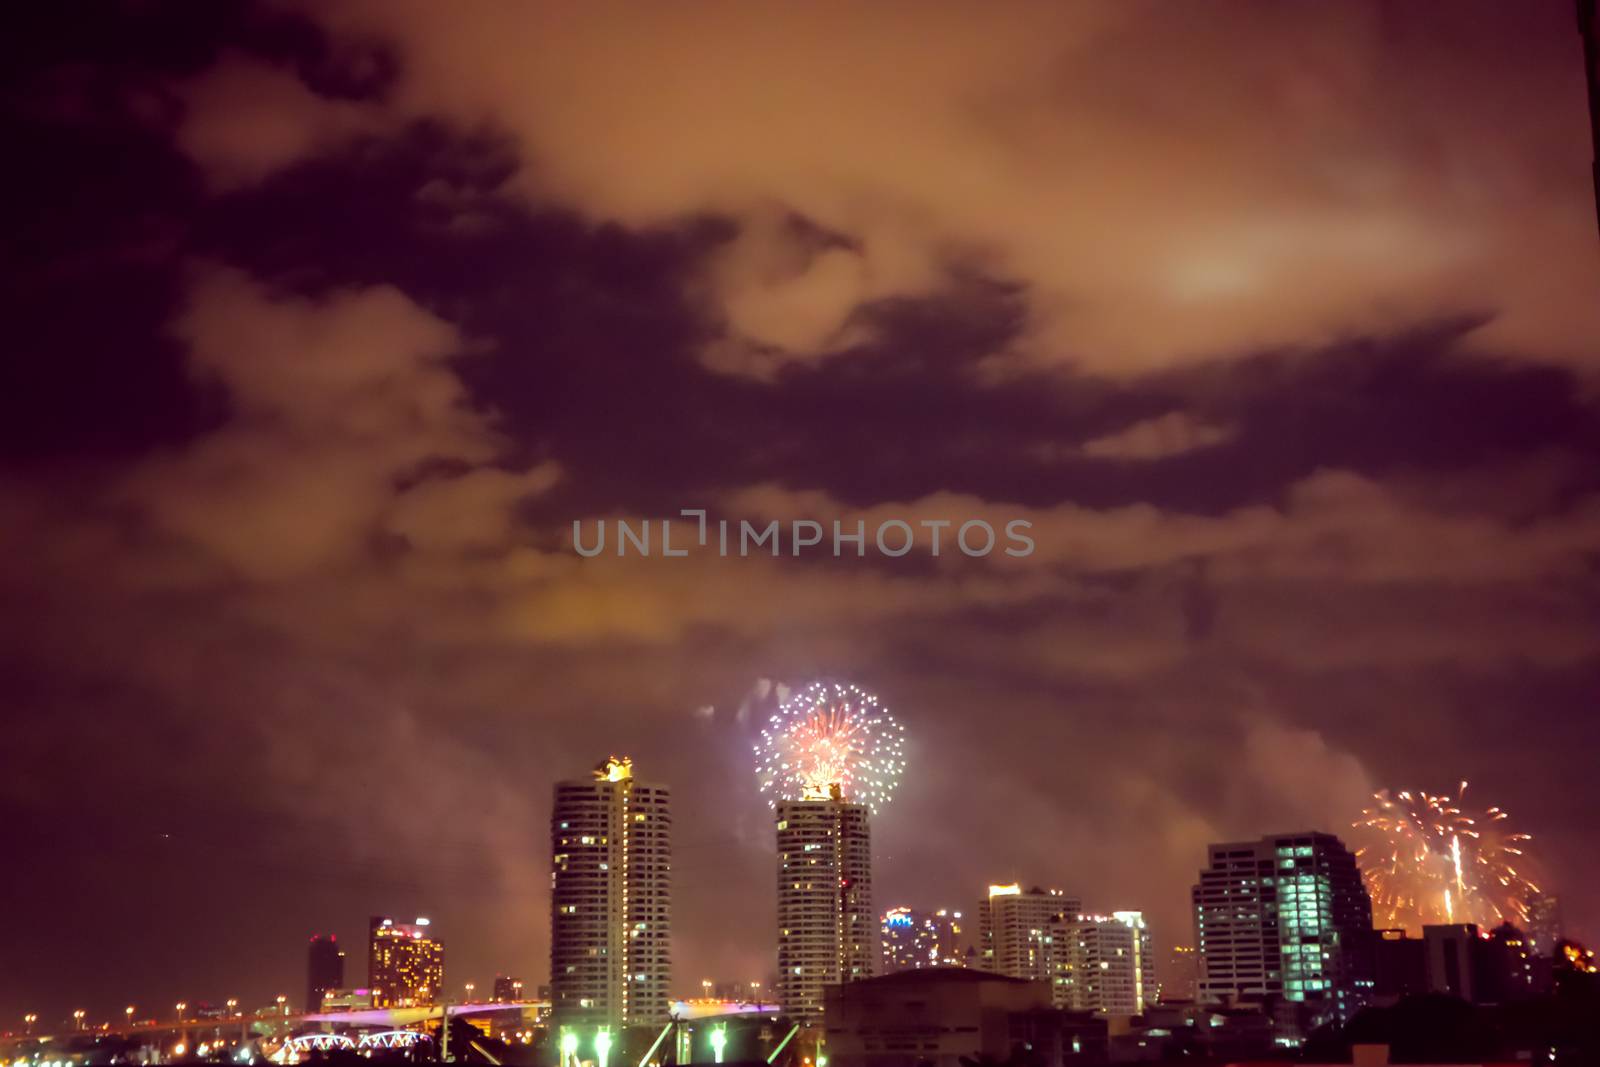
[824, 968, 1105, 1067]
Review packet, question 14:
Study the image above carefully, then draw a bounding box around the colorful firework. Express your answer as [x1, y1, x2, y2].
[754, 680, 906, 814]
[1353, 781, 1539, 934]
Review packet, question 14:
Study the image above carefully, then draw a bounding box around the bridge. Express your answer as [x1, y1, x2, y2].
[276, 1029, 432, 1060]
[669, 1000, 782, 1021]
[296, 1001, 527, 1029]
[0, 1002, 532, 1058]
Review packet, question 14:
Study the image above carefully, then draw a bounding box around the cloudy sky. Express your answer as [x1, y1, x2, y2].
[4, 0, 1600, 1022]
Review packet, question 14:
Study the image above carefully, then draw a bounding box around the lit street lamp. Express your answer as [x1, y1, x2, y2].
[225, 999, 239, 1017]
[23, 1014, 37, 1036]
[175, 1002, 187, 1022]
[125, 1006, 135, 1027]
[275, 995, 287, 1017]
[73, 1010, 86, 1031]
[464, 982, 475, 1001]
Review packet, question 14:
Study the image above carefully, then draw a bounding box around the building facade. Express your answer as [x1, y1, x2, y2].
[881, 907, 968, 973]
[368, 917, 444, 1007]
[1355, 928, 1428, 1002]
[318, 988, 375, 1012]
[1164, 944, 1199, 1002]
[1192, 832, 1372, 1034]
[1053, 912, 1151, 1015]
[1424, 922, 1532, 1004]
[1489, 923, 1543, 998]
[824, 969, 1105, 1067]
[776, 793, 875, 1023]
[550, 756, 672, 1030]
[1527, 894, 1565, 955]
[979, 885, 1082, 983]
[306, 934, 345, 1011]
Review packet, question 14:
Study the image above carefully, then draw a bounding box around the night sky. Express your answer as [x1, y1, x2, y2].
[4, 0, 1600, 1027]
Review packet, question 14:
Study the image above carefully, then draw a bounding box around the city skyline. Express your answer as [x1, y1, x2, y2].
[6, 724, 1583, 1046]
[8, 739, 1571, 1031]
[4, 787, 1586, 1060]
[6, 0, 1600, 1044]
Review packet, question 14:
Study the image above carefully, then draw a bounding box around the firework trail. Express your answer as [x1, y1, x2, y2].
[754, 679, 906, 814]
[1353, 781, 1538, 934]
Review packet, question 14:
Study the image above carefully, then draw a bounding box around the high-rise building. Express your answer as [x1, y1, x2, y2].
[978, 884, 1081, 982]
[776, 791, 875, 1024]
[492, 975, 524, 1003]
[1164, 944, 1199, 1002]
[1354, 928, 1427, 1002]
[881, 907, 968, 972]
[550, 756, 672, 1030]
[1191, 832, 1372, 1033]
[1053, 912, 1152, 1015]
[306, 934, 345, 1011]
[1527, 894, 1565, 955]
[1488, 923, 1542, 998]
[1424, 923, 1533, 1004]
[368, 917, 444, 1007]
[1424, 924, 1487, 1001]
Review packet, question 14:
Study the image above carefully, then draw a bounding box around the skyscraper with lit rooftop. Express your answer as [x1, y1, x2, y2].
[368, 917, 443, 1008]
[1053, 912, 1152, 1014]
[776, 788, 875, 1024]
[978, 884, 1081, 982]
[550, 756, 672, 1031]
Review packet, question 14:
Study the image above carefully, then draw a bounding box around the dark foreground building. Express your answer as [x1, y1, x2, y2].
[306, 933, 345, 1011]
[824, 968, 1105, 1067]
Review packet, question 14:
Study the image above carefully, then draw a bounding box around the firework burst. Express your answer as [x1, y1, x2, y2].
[754, 680, 906, 814]
[1353, 781, 1539, 934]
